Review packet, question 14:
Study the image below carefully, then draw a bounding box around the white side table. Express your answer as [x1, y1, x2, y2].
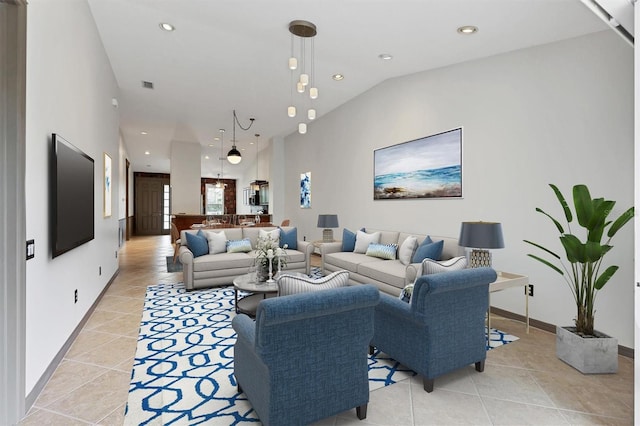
[489, 271, 529, 333]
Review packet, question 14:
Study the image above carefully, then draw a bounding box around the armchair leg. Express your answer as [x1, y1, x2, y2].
[475, 360, 485, 372]
[423, 377, 434, 393]
[368, 345, 374, 356]
[356, 404, 367, 420]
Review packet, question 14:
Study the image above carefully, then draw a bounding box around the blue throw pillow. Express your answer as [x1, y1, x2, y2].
[226, 238, 252, 253]
[342, 227, 365, 252]
[412, 238, 443, 263]
[278, 227, 298, 250]
[185, 230, 209, 257]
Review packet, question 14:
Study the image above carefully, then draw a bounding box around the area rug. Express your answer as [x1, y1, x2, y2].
[166, 256, 182, 272]
[125, 282, 517, 425]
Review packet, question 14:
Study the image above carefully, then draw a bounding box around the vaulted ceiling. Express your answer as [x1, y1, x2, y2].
[87, 0, 607, 178]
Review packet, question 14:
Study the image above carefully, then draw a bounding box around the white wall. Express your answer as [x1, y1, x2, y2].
[25, 0, 120, 394]
[280, 31, 635, 347]
[170, 140, 201, 214]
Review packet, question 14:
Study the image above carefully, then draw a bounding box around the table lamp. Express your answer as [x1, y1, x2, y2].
[458, 221, 504, 268]
[317, 214, 339, 242]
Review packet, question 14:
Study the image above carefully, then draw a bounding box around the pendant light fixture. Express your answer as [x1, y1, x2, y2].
[227, 109, 255, 164]
[287, 20, 318, 134]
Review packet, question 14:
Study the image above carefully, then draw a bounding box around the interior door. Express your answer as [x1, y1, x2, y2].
[135, 176, 168, 235]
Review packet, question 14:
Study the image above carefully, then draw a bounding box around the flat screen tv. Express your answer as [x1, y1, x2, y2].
[51, 133, 95, 258]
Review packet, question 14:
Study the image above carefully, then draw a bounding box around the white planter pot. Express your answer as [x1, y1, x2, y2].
[556, 326, 618, 374]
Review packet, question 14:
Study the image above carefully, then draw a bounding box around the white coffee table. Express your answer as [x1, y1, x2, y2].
[233, 273, 279, 317]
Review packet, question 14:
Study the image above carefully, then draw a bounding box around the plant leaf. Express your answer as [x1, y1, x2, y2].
[550, 184, 572, 223]
[523, 239, 561, 259]
[608, 206, 635, 238]
[560, 234, 585, 263]
[526, 254, 564, 275]
[536, 207, 564, 234]
[584, 241, 604, 262]
[594, 265, 619, 290]
[573, 184, 593, 228]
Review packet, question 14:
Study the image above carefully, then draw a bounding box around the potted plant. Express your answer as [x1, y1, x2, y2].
[524, 184, 634, 373]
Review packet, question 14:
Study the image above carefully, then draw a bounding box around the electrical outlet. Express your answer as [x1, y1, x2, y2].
[99, 266, 102, 276]
[115, 250, 118, 259]
[74, 289, 78, 304]
[527, 284, 534, 297]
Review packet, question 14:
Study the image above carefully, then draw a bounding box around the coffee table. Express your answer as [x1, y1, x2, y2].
[233, 273, 279, 316]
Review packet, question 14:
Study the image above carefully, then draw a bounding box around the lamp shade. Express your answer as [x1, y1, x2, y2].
[227, 147, 242, 164]
[317, 214, 339, 228]
[458, 222, 504, 249]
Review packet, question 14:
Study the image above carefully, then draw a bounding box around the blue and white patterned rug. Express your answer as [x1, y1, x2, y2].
[125, 277, 517, 425]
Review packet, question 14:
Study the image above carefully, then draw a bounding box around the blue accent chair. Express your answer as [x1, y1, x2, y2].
[369, 267, 497, 392]
[232, 284, 380, 426]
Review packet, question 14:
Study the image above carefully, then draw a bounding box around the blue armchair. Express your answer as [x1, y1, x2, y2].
[370, 267, 497, 392]
[232, 284, 380, 426]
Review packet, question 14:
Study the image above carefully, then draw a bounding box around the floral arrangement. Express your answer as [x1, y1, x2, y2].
[255, 236, 288, 273]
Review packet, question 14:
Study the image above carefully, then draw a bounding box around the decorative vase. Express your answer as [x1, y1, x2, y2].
[556, 325, 618, 374]
[256, 261, 279, 282]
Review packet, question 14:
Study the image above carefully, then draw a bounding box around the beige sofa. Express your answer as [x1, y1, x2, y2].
[179, 226, 313, 290]
[320, 229, 463, 296]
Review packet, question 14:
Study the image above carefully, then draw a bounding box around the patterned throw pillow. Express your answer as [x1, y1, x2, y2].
[259, 228, 280, 244]
[226, 238, 252, 253]
[278, 270, 350, 296]
[185, 230, 209, 257]
[354, 230, 380, 254]
[365, 243, 398, 260]
[398, 284, 414, 303]
[421, 256, 468, 274]
[398, 236, 418, 265]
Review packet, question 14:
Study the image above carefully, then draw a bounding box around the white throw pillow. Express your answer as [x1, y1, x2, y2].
[205, 230, 227, 254]
[259, 228, 280, 243]
[421, 256, 468, 275]
[353, 231, 380, 254]
[278, 271, 350, 296]
[398, 236, 418, 265]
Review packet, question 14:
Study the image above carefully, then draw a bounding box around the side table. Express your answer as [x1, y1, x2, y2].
[312, 240, 341, 255]
[233, 274, 278, 317]
[489, 271, 529, 333]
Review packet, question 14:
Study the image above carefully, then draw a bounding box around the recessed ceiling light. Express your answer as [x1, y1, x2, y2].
[140, 131, 148, 135]
[457, 25, 478, 34]
[378, 53, 393, 60]
[205, 155, 209, 159]
[332, 74, 345, 81]
[159, 22, 175, 31]
[144, 151, 150, 155]
[208, 143, 215, 147]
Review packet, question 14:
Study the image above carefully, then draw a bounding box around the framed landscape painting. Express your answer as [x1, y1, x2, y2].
[374, 128, 462, 200]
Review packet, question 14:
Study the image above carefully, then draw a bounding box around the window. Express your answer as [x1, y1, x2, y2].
[205, 183, 224, 215]
[163, 184, 170, 230]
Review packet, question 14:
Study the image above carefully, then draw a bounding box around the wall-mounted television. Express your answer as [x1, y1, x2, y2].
[51, 133, 95, 258]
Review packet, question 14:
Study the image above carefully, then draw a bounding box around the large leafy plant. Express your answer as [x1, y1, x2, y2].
[524, 184, 634, 336]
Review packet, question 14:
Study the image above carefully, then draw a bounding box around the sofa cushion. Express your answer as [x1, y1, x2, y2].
[193, 252, 254, 272]
[366, 243, 398, 260]
[412, 238, 443, 263]
[422, 256, 468, 275]
[227, 238, 252, 253]
[398, 236, 418, 265]
[323, 251, 380, 274]
[354, 230, 381, 254]
[278, 271, 350, 296]
[205, 230, 227, 254]
[357, 259, 407, 289]
[186, 230, 209, 257]
[278, 226, 298, 250]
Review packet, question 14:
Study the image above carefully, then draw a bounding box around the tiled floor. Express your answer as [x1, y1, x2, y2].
[19, 235, 633, 425]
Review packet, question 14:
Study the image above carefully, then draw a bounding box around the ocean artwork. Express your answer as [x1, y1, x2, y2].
[300, 171, 311, 208]
[374, 128, 462, 199]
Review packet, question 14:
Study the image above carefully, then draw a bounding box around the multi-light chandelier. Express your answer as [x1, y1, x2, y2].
[287, 20, 318, 135]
